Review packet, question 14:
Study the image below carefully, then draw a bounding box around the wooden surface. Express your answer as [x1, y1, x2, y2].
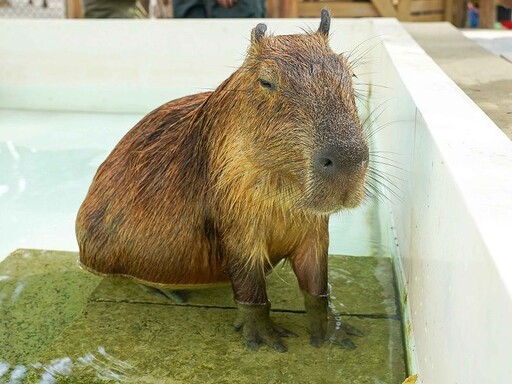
[298, 1, 379, 17]
[443, 0, 453, 23]
[451, 0, 467, 26]
[478, 0, 496, 28]
[66, 0, 82, 18]
[397, 0, 411, 20]
[269, 0, 461, 24]
[410, 0, 444, 13]
[267, 0, 280, 17]
[278, 0, 299, 17]
[371, 0, 397, 16]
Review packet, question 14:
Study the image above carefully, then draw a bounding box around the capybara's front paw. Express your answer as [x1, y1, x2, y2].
[303, 291, 363, 349]
[234, 302, 297, 352]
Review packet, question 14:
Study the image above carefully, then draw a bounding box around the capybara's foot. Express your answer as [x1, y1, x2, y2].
[303, 291, 362, 349]
[139, 284, 188, 303]
[234, 302, 297, 352]
[326, 320, 363, 350]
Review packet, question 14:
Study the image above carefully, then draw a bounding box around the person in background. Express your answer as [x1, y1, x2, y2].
[82, 0, 148, 18]
[173, 0, 265, 18]
[497, 0, 512, 28]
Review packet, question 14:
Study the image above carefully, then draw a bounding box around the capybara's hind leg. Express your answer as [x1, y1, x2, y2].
[139, 284, 188, 303]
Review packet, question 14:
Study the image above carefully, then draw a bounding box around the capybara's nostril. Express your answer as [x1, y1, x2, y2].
[320, 157, 333, 168]
[313, 144, 368, 178]
[313, 148, 341, 177]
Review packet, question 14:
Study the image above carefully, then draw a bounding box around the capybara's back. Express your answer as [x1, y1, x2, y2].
[76, 10, 370, 352]
[76, 93, 228, 287]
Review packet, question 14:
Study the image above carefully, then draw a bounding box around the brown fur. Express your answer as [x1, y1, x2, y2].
[76, 12, 368, 307]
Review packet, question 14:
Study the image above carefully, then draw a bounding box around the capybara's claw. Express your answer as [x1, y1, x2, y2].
[246, 340, 259, 351]
[273, 323, 298, 338]
[235, 302, 292, 352]
[139, 284, 188, 303]
[343, 322, 363, 337]
[327, 322, 361, 349]
[340, 337, 357, 350]
[162, 289, 188, 303]
[272, 342, 288, 353]
[310, 335, 323, 348]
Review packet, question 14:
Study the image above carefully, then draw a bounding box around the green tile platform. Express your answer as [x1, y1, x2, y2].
[0, 250, 101, 365]
[0, 249, 406, 384]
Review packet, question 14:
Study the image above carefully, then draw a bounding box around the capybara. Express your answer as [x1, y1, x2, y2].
[76, 9, 369, 352]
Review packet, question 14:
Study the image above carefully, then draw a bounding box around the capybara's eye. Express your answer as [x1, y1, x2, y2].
[259, 79, 275, 90]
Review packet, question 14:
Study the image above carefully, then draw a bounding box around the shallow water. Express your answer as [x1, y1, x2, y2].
[0, 109, 140, 262]
[0, 249, 405, 384]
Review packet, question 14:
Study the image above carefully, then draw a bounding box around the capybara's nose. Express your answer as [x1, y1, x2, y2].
[313, 144, 368, 178]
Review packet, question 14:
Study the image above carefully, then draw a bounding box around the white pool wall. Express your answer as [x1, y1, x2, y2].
[0, 19, 375, 114]
[370, 20, 512, 383]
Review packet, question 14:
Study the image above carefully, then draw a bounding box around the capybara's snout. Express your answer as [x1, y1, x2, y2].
[305, 134, 369, 213]
[312, 142, 369, 180]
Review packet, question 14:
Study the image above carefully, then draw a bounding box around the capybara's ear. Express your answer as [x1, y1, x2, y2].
[251, 23, 267, 44]
[318, 9, 331, 37]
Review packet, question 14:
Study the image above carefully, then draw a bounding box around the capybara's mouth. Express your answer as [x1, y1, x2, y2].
[303, 165, 368, 214]
[305, 186, 366, 214]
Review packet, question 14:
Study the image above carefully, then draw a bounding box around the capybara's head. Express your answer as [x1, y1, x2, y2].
[214, 10, 369, 215]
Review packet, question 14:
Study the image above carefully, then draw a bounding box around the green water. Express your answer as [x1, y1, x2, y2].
[0, 249, 405, 384]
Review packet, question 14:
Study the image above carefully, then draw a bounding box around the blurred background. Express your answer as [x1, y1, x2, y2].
[0, 0, 510, 29]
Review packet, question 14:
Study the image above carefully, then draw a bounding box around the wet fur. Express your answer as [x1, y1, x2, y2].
[76, 14, 368, 303]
